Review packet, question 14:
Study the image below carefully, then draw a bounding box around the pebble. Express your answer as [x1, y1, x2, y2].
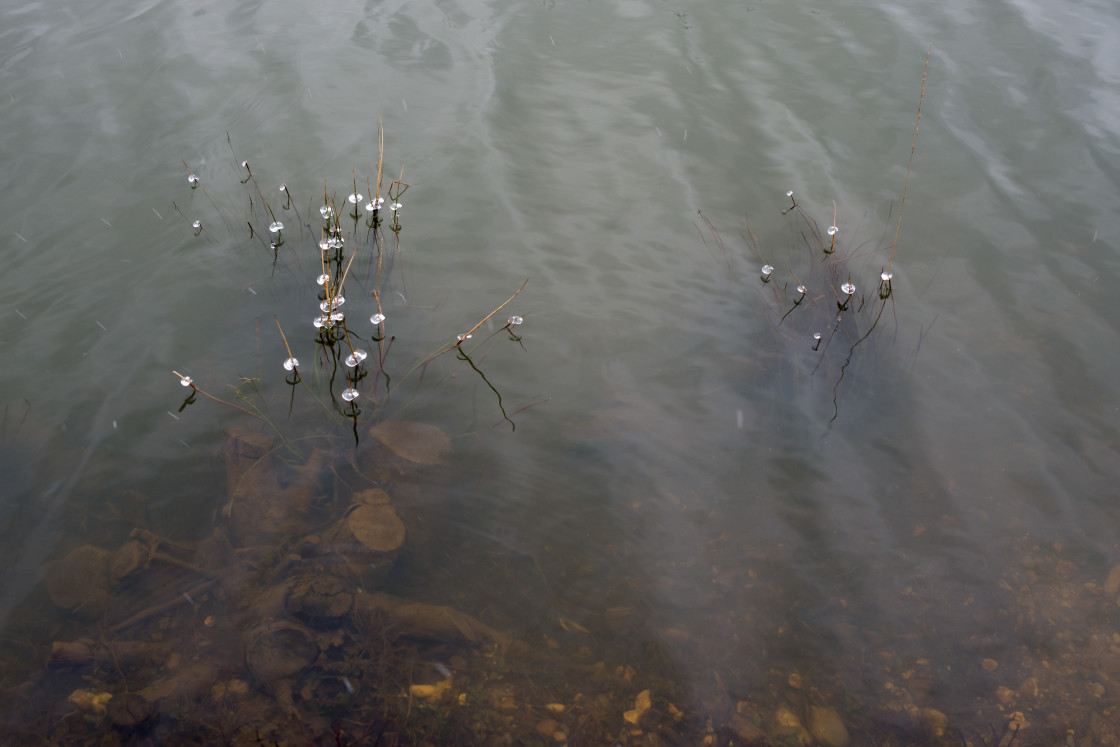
[772, 706, 812, 745]
[729, 714, 769, 746]
[536, 718, 561, 737]
[920, 708, 949, 738]
[809, 706, 850, 747]
[409, 681, 451, 700]
[67, 688, 112, 716]
[624, 689, 652, 726]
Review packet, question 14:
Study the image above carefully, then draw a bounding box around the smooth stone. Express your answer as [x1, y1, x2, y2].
[729, 713, 771, 746]
[809, 706, 850, 747]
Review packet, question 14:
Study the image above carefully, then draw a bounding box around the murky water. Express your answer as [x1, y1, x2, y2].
[3, 0, 1120, 743]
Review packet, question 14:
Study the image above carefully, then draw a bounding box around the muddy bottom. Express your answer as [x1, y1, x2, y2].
[2, 421, 1119, 747]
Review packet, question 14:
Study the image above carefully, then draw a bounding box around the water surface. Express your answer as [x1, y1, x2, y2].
[3, 0, 1120, 742]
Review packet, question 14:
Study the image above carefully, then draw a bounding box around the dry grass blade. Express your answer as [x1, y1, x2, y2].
[275, 317, 297, 369]
[888, 43, 931, 275]
[171, 371, 267, 422]
[457, 278, 529, 345]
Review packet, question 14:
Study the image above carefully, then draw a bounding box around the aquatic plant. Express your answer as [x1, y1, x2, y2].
[701, 46, 931, 423]
[173, 124, 534, 440]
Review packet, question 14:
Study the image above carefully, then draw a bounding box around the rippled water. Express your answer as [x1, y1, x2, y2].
[3, 0, 1120, 742]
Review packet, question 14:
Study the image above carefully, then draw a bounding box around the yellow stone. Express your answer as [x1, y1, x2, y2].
[410, 680, 452, 700]
[67, 689, 112, 716]
[624, 689, 652, 726]
[920, 708, 949, 737]
[771, 707, 813, 745]
[536, 718, 562, 737]
[809, 706, 850, 747]
[353, 487, 392, 506]
[776, 707, 802, 729]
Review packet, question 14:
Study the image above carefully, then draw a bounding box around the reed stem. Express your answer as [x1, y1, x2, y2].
[888, 43, 931, 276]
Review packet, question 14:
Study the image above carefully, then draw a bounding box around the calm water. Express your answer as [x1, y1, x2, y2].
[3, 0, 1120, 742]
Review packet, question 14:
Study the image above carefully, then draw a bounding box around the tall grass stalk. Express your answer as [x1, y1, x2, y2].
[888, 43, 931, 277]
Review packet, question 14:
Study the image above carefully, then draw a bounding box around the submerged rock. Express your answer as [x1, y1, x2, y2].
[410, 679, 452, 700]
[771, 706, 812, 746]
[45, 545, 113, 619]
[624, 689, 652, 726]
[224, 429, 328, 547]
[729, 713, 771, 746]
[353, 487, 392, 506]
[920, 707, 949, 739]
[285, 575, 354, 624]
[67, 688, 112, 716]
[808, 705, 850, 747]
[107, 691, 154, 730]
[368, 421, 452, 465]
[109, 540, 150, 583]
[322, 503, 406, 587]
[245, 621, 318, 682]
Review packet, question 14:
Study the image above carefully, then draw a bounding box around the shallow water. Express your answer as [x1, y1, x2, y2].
[3, 0, 1120, 742]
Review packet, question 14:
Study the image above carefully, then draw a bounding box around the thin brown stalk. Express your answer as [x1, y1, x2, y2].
[829, 200, 838, 252]
[457, 279, 529, 345]
[888, 43, 931, 275]
[335, 245, 359, 297]
[171, 371, 267, 423]
[376, 117, 384, 201]
[274, 317, 296, 366]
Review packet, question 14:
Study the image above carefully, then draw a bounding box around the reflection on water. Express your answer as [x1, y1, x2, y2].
[3, 0, 1120, 742]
